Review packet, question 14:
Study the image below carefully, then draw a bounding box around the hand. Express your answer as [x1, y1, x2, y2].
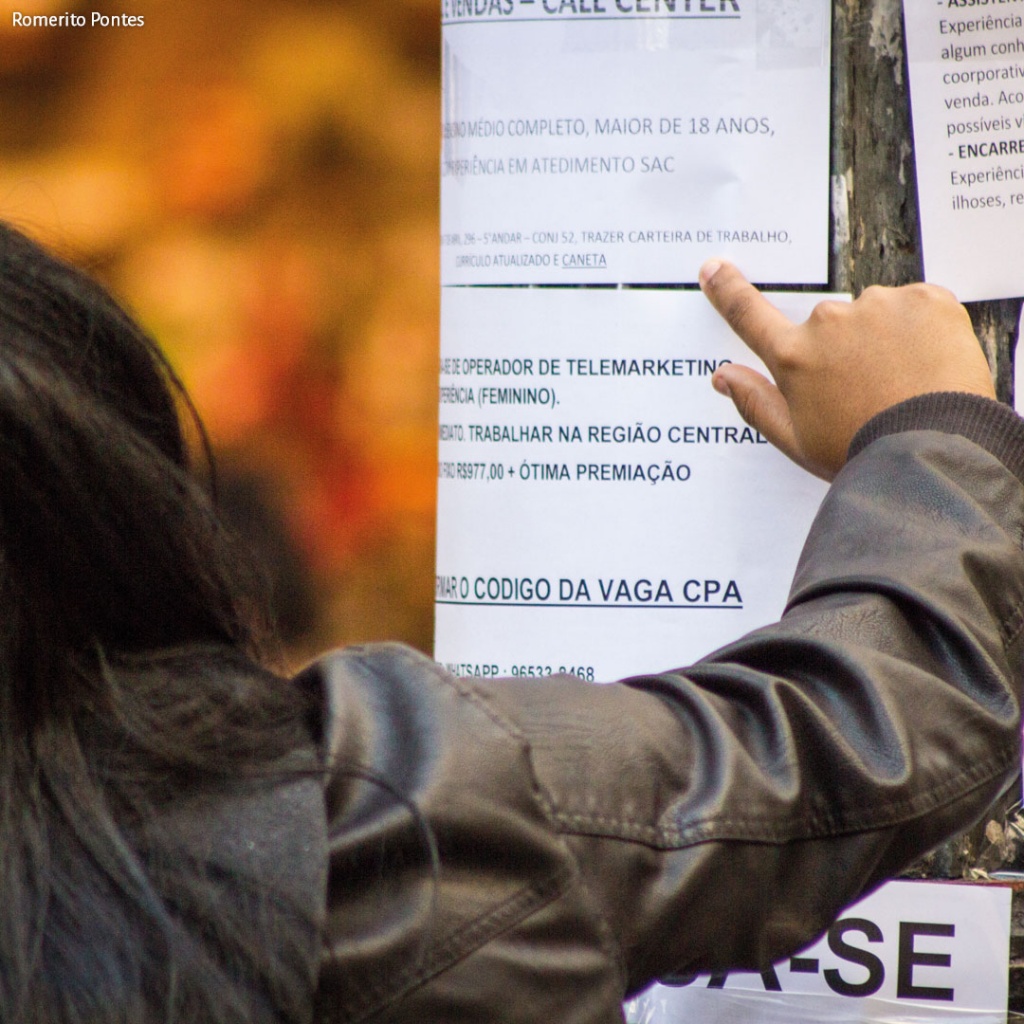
[699, 260, 995, 481]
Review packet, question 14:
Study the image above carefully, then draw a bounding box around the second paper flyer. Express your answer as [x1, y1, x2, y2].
[434, 287, 832, 680]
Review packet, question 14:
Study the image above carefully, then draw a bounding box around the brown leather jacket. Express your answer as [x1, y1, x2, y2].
[301, 393, 1024, 1023]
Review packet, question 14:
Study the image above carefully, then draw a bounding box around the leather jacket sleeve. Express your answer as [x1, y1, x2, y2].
[303, 393, 1024, 1024]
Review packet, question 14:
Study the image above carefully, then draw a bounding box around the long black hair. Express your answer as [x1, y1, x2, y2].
[0, 222, 322, 1023]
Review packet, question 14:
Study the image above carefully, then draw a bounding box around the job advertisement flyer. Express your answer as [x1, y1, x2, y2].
[433, 288, 833, 680]
[440, 0, 831, 286]
[905, 3, 1024, 301]
[625, 880, 1011, 1024]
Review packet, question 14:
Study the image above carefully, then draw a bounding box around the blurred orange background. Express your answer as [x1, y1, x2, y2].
[0, 0, 441, 663]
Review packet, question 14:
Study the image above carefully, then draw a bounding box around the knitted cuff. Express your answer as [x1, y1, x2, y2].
[848, 392, 1024, 484]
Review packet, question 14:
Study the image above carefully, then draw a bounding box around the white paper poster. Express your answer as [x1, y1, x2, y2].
[434, 287, 833, 681]
[440, 0, 831, 286]
[904, 3, 1024, 302]
[625, 880, 1011, 1024]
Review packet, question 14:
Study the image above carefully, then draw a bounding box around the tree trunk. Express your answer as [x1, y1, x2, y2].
[831, 0, 1024, 1004]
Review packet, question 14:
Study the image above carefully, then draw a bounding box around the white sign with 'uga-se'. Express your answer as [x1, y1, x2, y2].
[625, 880, 1011, 1023]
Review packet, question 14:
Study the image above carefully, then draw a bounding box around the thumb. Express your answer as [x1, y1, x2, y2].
[712, 364, 829, 480]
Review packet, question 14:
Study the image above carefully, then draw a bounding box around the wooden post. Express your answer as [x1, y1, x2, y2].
[831, 0, 1023, 1006]
[830, 0, 1019, 392]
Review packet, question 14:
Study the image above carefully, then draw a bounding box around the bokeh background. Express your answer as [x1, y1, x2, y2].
[0, 0, 441, 664]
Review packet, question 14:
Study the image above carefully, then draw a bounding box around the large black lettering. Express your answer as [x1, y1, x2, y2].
[824, 918, 885, 997]
[897, 922, 955, 1001]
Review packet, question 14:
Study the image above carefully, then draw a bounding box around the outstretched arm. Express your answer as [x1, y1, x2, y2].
[312, 272, 1024, 1021]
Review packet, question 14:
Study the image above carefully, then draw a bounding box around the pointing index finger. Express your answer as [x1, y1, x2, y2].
[699, 259, 795, 369]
